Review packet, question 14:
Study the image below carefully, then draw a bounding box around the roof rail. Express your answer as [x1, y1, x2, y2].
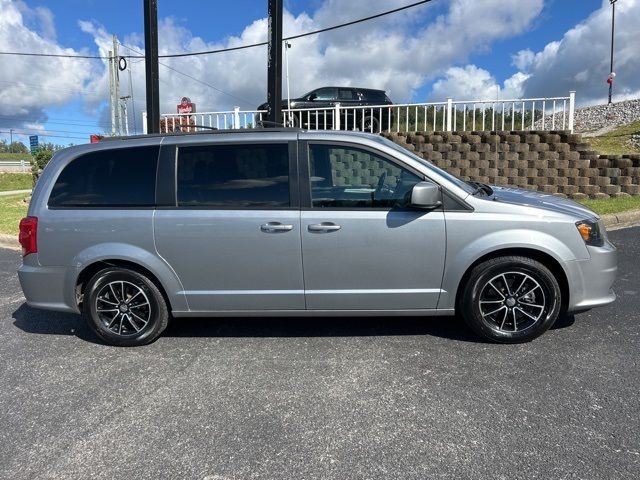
[101, 127, 304, 141]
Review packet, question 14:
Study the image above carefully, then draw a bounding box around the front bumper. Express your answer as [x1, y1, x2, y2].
[566, 240, 617, 312]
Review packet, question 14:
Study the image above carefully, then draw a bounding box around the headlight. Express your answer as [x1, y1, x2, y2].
[576, 219, 605, 247]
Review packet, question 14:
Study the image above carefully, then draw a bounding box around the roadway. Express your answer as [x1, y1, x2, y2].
[0, 227, 638, 479]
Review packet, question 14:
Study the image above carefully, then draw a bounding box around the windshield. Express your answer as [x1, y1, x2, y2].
[372, 136, 476, 194]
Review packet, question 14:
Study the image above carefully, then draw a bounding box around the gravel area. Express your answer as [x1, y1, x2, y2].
[627, 133, 640, 149]
[574, 99, 640, 134]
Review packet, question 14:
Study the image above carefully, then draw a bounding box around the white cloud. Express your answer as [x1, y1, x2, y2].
[1, 0, 546, 136]
[515, 0, 640, 104]
[33, 6, 56, 41]
[0, 0, 95, 132]
[430, 65, 528, 101]
[512, 49, 535, 71]
[23, 122, 45, 131]
[68, 0, 544, 132]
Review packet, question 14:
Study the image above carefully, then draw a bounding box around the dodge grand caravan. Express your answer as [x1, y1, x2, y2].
[18, 129, 617, 346]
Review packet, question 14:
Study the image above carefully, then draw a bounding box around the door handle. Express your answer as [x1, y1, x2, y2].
[308, 222, 341, 233]
[260, 222, 294, 233]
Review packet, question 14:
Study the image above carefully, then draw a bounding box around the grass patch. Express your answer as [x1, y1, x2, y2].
[0, 194, 29, 236]
[579, 195, 640, 215]
[587, 120, 640, 155]
[0, 152, 32, 161]
[0, 173, 32, 192]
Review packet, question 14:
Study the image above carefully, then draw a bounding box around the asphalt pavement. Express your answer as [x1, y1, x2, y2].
[0, 228, 638, 479]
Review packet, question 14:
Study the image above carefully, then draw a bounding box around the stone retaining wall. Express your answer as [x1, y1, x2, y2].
[382, 130, 640, 199]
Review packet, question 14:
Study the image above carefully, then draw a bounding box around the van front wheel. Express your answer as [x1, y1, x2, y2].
[460, 256, 561, 343]
[83, 267, 169, 347]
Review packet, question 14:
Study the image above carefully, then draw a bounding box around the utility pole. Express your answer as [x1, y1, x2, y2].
[266, 0, 283, 127]
[608, 0, 617, 104]
[144, 0, 160, 134]
[127, 63, 137, 134]
[113, 35, 123, 135]
[108, 50, 116, 135]
[9, 128, 13, 152]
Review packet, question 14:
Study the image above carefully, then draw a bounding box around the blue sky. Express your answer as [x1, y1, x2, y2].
[25, 0, 602, 88]
[1, 0, 638, 146]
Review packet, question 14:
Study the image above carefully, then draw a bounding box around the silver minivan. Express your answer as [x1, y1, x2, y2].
[18, 130, 617, 346]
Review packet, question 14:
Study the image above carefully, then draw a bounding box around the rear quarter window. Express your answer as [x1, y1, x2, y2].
[360, 90, 388, 103]
[48, 146, 159, 207]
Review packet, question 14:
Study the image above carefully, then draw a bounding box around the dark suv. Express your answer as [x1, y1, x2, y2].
[257, 87, 394, 132]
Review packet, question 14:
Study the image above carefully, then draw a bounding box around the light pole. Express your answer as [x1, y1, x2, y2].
[608, 0, 617, 104]
[284, 40, 292, 126]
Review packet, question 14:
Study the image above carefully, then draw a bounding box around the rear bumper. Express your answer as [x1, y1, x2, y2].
[17, 257, 78, 313]
[566, 240, 618, 312]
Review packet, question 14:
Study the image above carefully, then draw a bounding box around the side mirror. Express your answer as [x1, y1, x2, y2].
[411, 182, 442, 209]
[308, 93, 317, 101]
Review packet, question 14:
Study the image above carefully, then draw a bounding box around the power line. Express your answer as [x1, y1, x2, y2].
[0, 113, 105, 123]
[0, 130, 87, 141]
[0, 80, 100, 96]
[117, 42, 258, 108]
[0, 51, 109, 59]
[161, 0, 434, 58]
[0, 114, 110, 128]
[35, 120, 110, 128]
[0, 118, 109, 128]
[11, 127, 100, 135]
[0, 1, 432, 60]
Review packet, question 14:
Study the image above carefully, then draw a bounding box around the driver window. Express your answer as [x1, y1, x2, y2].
[308, 144, 422, 209]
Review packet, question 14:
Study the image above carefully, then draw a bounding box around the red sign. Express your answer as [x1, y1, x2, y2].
[177, 96, 196, 114]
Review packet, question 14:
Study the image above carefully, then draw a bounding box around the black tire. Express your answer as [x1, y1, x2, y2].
[363, 116, 379, 133]
[459, 256, 561, 343]
[83, 267, 169, 347]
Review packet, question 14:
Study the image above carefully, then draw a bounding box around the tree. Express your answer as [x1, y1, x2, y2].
[0, 140, 29, 153]
[31, 144, 64, 183]
[32, 149, 54, 171]
[9, 141, 28, 153]
[37, 142, 65, 152]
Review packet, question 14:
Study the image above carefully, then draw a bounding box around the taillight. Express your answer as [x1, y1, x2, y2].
[19, 216, 38, 257]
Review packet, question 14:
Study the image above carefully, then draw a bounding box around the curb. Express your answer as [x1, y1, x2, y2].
[0, 189, 31, 197]
[601, 209, 640, 230]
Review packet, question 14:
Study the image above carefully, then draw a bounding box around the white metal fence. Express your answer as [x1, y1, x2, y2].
[146, 91, 575, 134]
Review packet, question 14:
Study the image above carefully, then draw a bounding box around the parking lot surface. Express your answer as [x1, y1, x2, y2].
[1, 227, 638, 479]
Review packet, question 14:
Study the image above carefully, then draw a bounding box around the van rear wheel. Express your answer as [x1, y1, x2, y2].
[83, 267, 169, 347]
[460, 256, 561, 343]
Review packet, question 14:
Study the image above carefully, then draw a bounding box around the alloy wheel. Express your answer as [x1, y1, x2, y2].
[478, 271, 546, 332]
[95, 280, 152, 336]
